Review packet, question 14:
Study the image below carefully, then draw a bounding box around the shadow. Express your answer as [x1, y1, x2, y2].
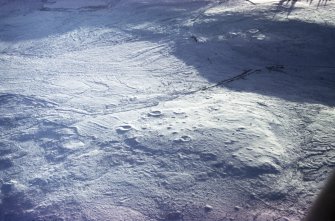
[277, 0, 330, 15]
[277, 0, 298, 14]
[0, 181, 36, 221]
[111, 1, 335, 106]
[0, 1, 334, 107]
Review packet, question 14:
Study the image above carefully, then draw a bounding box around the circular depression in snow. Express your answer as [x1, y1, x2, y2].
[148, 110, 162, 117]
[116, 125, 133, 133]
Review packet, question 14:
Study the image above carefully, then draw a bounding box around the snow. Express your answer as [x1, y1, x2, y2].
[0, 0, 335, 220]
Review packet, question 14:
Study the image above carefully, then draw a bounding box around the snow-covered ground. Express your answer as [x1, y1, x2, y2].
[0, 0, 334, 220]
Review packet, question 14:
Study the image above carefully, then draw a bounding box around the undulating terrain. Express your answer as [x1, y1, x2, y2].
[0, 0, 334, 220]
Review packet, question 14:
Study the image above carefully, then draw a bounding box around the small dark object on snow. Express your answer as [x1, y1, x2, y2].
[266, 65, 285, 73]
[191, 35, 198, 42]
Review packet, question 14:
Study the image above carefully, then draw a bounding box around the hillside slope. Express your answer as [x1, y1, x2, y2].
[0, 0, 334, 220]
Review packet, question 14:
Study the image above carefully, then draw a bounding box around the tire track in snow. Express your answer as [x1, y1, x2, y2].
[54, 69, 262, 117]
